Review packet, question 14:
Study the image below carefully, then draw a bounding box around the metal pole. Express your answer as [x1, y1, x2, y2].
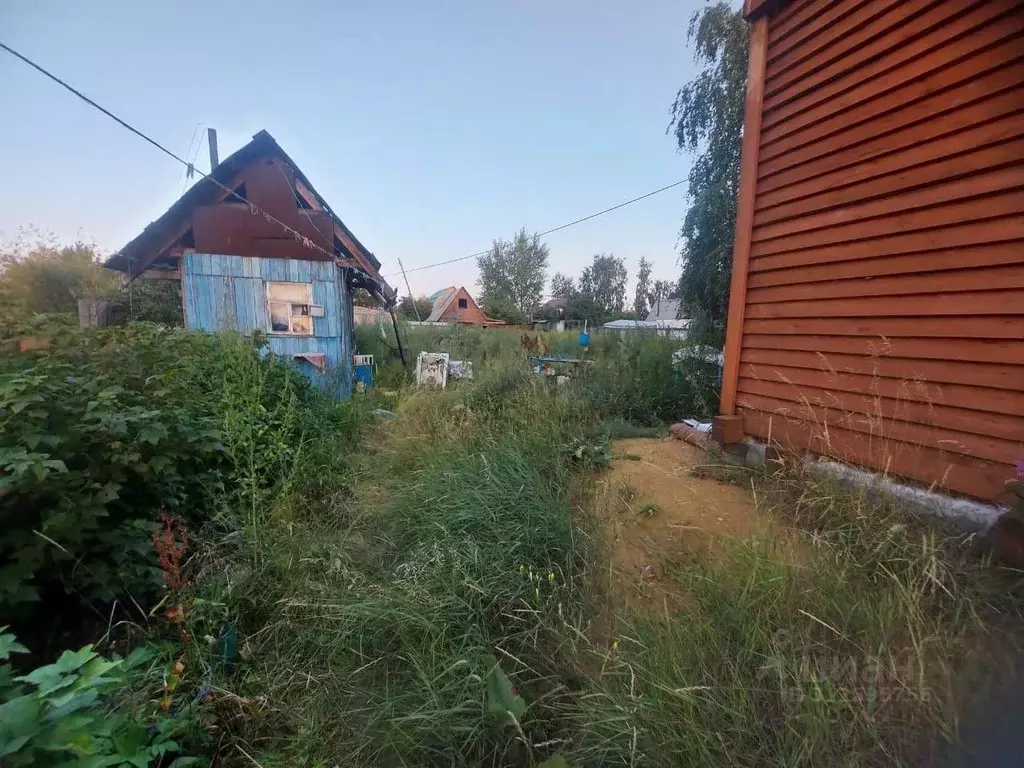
[389, 308, 406, 367]
[396, 257, 421, 322]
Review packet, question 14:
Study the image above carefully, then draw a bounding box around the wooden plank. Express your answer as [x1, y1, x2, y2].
[739, 348, 1023, 390]
[743, 315, 1024, 340]
[768, 0, 876, 60]
[751, 192, 1024, 256]
[750, 216, 1024, 272]
[741, 409, 1013, 501]
[737, 377, 1024, 443]
[756, 131, 1024, 223]
[745, 291, 1024, 320]
[759, 75, 1024, 188]
[765, 0, 933, 97]
[737, 361, 1024, 417]
[720, 15, 770, 417]
[742, 333, 1024, 365]
[747, 243, 1024, 289]
[753, 165, 1024, 241]
[764, 0, 1014, 124]
[747, 264, 1024, 305]
[736, 391, 1019, 465]
[760, 37, 1024, 162]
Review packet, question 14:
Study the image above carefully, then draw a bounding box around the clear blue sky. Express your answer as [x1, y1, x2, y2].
[0, 0, 709, 298]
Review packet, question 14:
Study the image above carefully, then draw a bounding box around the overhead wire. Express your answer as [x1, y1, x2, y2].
[180, 128, 206, 196]
[0, 40, 344, 268]
[1, 40, 686, 287]
[386, 178, 686, 277]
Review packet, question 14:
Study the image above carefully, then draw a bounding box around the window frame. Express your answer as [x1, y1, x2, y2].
[266, 281, 315, 336]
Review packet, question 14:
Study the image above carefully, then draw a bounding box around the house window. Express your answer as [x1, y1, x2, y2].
[267, 282, 314, 335]
[458, 298, 468, 309]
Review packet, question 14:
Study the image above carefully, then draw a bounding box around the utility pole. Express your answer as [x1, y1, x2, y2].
[207, 127, 219, 169]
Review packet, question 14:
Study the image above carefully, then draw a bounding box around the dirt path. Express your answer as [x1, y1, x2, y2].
[597, 437, 780, 610]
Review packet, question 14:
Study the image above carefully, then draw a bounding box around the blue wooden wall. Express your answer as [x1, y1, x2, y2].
[181, 253, 353, 398]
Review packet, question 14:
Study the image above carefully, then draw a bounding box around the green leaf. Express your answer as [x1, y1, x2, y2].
[484, 656, 526, 727]
[54, 646, 98, 674]
[0, 697, 43, 754]
[112, 721, 148, 759]
[0, 629, 29, 661]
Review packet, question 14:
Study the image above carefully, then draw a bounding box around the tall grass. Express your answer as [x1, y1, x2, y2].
[181, 328, 1023, 766]
[563, 464, 1023, 767]
[199, 370, 602, 765]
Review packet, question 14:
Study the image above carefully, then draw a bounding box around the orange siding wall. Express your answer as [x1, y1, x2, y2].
[734, 0, 1024, 501]
[438, 288, 492, 325]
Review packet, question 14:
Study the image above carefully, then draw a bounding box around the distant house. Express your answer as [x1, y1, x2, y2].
[105, 130, 393, 399]
[600, 297, 690, 338]
[424, 286, 505, 326]
[646, 297, 683, 323]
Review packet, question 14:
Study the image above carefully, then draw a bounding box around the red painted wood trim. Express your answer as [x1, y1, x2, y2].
[719, 15, 770, 416]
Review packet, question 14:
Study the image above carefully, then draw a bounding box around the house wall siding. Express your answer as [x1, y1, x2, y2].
[729, 0, 1024, 501]
[438, 288, 492, 325]
[181, 253, 353, 398]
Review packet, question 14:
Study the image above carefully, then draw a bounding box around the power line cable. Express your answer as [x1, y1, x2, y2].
[177, 121, 203, 185]
[1, 40, 685, 286]
[386, 178, 685, 277]
[0, 41, 345, 268]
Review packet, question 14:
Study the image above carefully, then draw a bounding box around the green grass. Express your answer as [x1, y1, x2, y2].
[24, 322, 1017, 766]
[190, 356, 1024, 766]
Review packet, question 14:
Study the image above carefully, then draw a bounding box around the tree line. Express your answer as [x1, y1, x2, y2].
[397, 229, 680, 326]
[12, 1, 745, 347]
[403, 1, 746, 341]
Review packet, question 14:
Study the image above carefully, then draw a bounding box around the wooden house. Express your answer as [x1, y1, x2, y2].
[105, 130, 392, 398]
[713, 0, 1024, 502]
[424, 286, 506, 325]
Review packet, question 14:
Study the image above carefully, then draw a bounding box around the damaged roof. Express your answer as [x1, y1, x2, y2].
[105, 130, 382, 281]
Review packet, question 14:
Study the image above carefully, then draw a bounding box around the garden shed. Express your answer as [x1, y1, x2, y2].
[105, 130, 393, 399]
[713, 0, 1024, 502]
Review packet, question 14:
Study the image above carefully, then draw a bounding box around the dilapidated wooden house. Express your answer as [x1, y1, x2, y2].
[105, 130, 392, 398]
[713, 0, 1024, 502]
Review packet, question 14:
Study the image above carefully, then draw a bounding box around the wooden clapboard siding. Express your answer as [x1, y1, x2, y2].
[181, 253, 353, 398]
[723, 0, 1024, 502]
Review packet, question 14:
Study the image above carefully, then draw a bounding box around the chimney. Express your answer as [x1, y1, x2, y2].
[207, 127, 219, 170]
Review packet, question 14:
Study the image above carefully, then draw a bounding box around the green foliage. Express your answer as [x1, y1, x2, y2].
[0, 628, 199, 767]
[0, 233, 118, 323]
[633, 256, 653, 319]
[669, 2, 747, 346]
[476, 227, 549, 315]
[0, 318, 363, 649]
[201, 370, 595, 765]
[111, 279, 184, 326]
[480, 295, 527, 324]
[578, 332, 718, 424]
[0, 321, 225, 618]
[396, 294, 434, 321]
[579, 253, 628, 320]
[550, 272, 575, 299]
[650, 279, 678, 305]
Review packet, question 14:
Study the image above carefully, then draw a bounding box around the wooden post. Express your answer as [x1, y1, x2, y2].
[718, 15, 769, 418]
[207, 127, 219, 170]
[78, 298, 111, 327]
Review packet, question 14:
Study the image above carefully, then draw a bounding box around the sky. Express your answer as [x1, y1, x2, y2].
[0, 0, 709, 299]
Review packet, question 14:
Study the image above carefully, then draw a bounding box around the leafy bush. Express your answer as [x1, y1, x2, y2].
[0, 318, 364, 650]
[0, 321, 226, 624]
[0, 628, 201, 766]
[577, 332, 718, 424]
